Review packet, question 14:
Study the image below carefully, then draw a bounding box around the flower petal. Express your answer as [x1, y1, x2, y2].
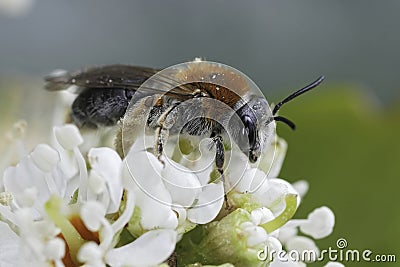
[122, 151, 177, 229]
[121, 151, 163, 191]
[43, 237, 65, 261]
[250, 207, 274, 225]
[292, 180, 309, 199]
[136, 193, 178, 230]
[241, 223, 268, 247]
[258, 137, 287, 178]
[181, 138, 216, 185]
[77, 241, 104, 266]
[300, 206, 335, 239]
[161, 160, 202, 207]
[80, 201, 106, 232]
[253, 178, 300, 215]
[54, 124, 83, 149]
[285, 236, 320, 262]
[225, 150, 250, 189]
[3, 157, 50, 213]
[253, 179, 287, 208]
[31, 144, 60, 173]
[0, 221, 19, 267]
[187, 182, 224, 224]
[105, 229, 177, 267]
[277, 226, 298, 244]
[88, 147, 123, 213]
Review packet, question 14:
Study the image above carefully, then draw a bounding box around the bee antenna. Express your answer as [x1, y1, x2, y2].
[274, 116, 296, 130]
[272, 76, 325, 115]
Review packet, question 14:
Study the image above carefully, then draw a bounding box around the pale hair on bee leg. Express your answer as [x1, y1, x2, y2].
[116, 94, 165, 157]
[153, 103, 179, 164]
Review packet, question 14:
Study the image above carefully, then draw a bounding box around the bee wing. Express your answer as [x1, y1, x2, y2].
[44, 64, 158, 91]
[44, 64, 196, 99]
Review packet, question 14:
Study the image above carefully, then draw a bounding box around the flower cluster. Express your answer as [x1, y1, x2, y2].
[0, 118, 339, 266]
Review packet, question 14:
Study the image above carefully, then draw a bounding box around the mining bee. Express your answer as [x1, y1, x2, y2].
[45, 59, 324, 186]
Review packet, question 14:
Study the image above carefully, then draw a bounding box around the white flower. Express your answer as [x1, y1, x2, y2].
[186, 181, 224, 224]
[87, 147, 123, 213]
[105, 229, 177, 267]
[0, 221, 19, 267]
[250, 207, 275, 225]
[76, 196, 177, 267]
[299, 206, 335, 239]
[0, 128, 180, 266]
[2, 125, 124, 217]
[14, 208, 64, 266]
[275, 204, 335, 265]
[122, 146, 224, 229]
[0, 119, 336, 267]
[228, 161, 301, 215]
[0, 124, 129, 266]
[3, 149, 59, 215]
[161, 157, 203, 207]
[241, 220, 281, 249]
[281, 206, 335, 240]
[122, 150, 178, 230]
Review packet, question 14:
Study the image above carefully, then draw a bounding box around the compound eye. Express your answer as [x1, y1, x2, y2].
[249, 151, 258, 163]
[243, 115, 256, 147]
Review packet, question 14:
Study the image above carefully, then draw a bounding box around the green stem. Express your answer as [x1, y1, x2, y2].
[261, 194, 298, 233]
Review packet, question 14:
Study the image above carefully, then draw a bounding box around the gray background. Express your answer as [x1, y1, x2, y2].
[1, 0, 400, 103]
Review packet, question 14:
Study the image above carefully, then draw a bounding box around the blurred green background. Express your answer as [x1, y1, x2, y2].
[1, 1, 399, 266]
[279, 87, 400, 266]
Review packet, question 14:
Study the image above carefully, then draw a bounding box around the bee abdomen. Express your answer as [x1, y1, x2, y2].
[71, 89, 134, 128]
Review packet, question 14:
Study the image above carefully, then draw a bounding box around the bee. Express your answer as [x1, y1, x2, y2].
[45, 60, 324, 178]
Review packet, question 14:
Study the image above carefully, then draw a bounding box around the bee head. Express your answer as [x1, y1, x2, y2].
[231, 76, 325, 163]
[232, 96, 275, 163]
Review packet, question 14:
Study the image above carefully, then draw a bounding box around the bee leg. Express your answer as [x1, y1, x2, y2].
[154, 104, 179, 164]
[154, 126, 169, 165]
[211, 134, 231, 209]
[212, 135, 225, 175]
